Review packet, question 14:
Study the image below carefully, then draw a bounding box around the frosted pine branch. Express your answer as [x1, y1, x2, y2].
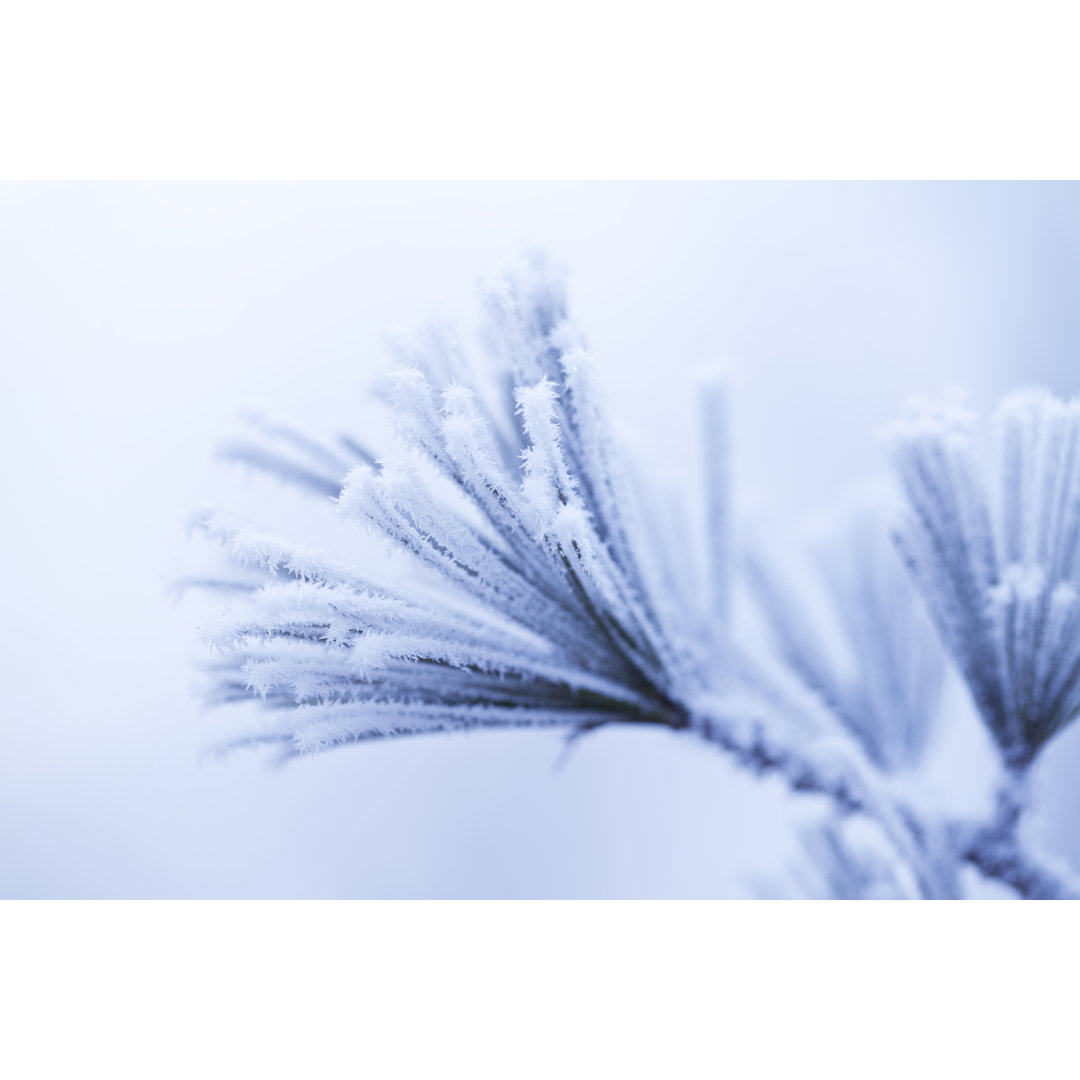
[189, 255, 1080, 899]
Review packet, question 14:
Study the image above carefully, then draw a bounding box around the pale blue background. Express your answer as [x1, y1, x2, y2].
[2, 183, 1079, 896]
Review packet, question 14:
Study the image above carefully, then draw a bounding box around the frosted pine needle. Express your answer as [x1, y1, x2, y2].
[746, 506, 945, 773]
[197, 256, 738, 758]
[888, 388, 1080, 768]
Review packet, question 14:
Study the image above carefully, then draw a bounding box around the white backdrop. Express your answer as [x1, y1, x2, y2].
[3, 182, 1079, 896]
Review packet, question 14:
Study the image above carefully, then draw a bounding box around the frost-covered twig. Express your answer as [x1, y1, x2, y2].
[961, 824, 1080, 900]
[949, 773, 1080, 900]
[190, 255, 1080, 898]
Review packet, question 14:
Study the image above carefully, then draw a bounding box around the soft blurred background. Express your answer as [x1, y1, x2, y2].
[2, 182, 1079, 897]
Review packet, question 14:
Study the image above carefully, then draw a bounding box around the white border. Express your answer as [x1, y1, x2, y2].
[2, 2, 1079, 177]
[2, 902, 1076, 1077]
